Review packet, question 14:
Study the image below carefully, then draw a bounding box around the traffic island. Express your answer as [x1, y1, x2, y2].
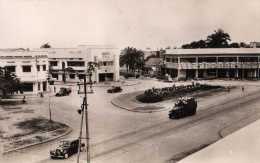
[111, 85, 230, 113]
[2, 117, 71, 154]
[0, 98, 72, 154]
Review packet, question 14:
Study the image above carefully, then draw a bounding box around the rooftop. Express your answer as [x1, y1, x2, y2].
[165, 48, 260, 56]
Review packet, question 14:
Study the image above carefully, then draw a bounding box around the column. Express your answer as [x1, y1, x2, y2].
[177, 57, 181, 80]
[195, 57, 199, 79]
[235, 56, 239, 79]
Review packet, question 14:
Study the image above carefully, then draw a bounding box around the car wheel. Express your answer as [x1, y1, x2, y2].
[64, 153, 69, 159]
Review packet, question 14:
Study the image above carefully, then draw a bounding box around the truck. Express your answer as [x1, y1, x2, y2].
[169, 97, 197, 119]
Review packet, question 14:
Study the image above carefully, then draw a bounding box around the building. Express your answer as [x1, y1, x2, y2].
[163, 48, 260, 80]
[0, 49, 48, 94]
[36, 45, 120, 83]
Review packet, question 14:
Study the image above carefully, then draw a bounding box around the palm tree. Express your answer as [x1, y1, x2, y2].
[120, 47, 144, 73]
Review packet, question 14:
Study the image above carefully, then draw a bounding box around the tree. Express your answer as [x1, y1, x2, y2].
[182, 40, 207, 49]
[229, 42, 240, 48]
[40, 43, 51, 48]
[206, 29, 231, 48]
[120, 47, 145, 73]
[0, 67, 21, 98]
[86, 62, 97, 84]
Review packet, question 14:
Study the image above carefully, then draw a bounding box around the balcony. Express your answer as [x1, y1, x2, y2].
[165, 62, 260, 69]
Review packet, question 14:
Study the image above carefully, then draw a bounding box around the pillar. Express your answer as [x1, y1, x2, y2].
[195, 57, 199, 79]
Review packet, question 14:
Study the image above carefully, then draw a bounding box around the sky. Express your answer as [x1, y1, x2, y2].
[1, 0, 260, 50]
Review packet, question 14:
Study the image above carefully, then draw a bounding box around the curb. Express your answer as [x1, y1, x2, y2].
[218, 114, 260, 138]
[111, 98, 169, 113]
[111, 87, 227, 113]
[2, 127, 73, 155]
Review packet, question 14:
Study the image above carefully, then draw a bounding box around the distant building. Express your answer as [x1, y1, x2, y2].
[250, 42, 260, 48]
[0, 49, 48, 94]
[35, 45, 120, 83]
[163, 48, 260, 80]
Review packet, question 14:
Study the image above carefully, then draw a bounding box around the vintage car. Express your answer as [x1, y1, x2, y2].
[107, 86, 123, 93]
[55, 87, 72, 97]
[169, 97, 197, 119]
[50, 139, 85, 159]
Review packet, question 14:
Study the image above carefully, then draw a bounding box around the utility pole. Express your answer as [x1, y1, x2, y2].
[76, 75, 91, 163]
[84, 75, 91, 163]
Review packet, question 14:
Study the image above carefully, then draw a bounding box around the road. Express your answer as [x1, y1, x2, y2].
[1, 79, 260, 163]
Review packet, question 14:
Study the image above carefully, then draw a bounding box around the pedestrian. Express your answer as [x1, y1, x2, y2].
[242, 86, 245, 92]
[54, 86, 56, 93]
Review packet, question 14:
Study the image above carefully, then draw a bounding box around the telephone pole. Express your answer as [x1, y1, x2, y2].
[76, 75, 91, 163]
[84, 75, 91, 163]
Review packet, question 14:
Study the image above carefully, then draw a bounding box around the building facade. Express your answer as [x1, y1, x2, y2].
[163, 48, 260, 80]
[36, 45, 120, 83]
[0, 49, 48, 94]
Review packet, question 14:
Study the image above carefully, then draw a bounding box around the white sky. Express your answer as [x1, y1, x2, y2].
[1, 0, 260, 49]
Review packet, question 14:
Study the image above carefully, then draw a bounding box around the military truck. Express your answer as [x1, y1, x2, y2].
[169, 97, 197, 119]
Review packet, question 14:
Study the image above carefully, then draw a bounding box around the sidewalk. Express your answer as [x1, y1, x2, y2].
[178, 118, 260, 163]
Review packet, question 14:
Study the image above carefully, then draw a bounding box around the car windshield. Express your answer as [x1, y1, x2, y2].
[59, 141, 70, 147]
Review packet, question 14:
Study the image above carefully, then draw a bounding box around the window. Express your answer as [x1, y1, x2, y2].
[103, 62, 107, 66]
[37, 65, 40, 71]
[42, 65, 46, 71]
[52, 74, 58, 79]
[78, 74, 85, 79]
[6, 66, 16, 73]
[49, 61, 58, 66]
[166, 58, 171, 62]
[69, 74, 75, 79]
[38, 82, 41, 91]
[22, 65, 31, 72]
[67, 61, 85, 67]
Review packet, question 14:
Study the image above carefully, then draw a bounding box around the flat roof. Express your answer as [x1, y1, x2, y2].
[33, 48, 84, 59]
[165, 48, 260, 56]
[0, 50, 48, 58]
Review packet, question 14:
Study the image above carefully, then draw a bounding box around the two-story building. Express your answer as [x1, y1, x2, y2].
[163, 48, 260, 80]
[35, 45, 120, 83]
[0, 49, 48, 94]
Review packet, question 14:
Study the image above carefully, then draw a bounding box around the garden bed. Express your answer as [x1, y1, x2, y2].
[136, 84, 226, 103]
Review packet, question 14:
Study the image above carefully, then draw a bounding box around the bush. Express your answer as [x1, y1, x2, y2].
[136, 84, 224, 103]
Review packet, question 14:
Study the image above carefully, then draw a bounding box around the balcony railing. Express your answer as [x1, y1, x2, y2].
[164, 62, 260, 69]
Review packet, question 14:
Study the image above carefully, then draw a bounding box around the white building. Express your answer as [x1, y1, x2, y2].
[163, 48, 260, 80]
[0, 49, 48, 94]
[35, 45, 120, 83]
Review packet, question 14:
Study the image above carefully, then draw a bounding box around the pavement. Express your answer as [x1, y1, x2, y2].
[2, 79, 260, 163]
[178, 118, 260, 163]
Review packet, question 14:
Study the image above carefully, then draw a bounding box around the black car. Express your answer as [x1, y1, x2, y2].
[55, 87, 72, 97]
[50, 139, 85, 159]
[107, 86, 122, 93]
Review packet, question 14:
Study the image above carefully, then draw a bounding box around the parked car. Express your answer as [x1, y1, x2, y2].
[55, 87, 72, 96]
[50, 139, 85, 159]
[107, 86, 122, 93]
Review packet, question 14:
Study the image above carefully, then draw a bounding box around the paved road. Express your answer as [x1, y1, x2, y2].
[2, 79, 260, 163]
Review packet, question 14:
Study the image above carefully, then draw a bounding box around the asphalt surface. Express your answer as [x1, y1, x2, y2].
[1, 79, 260, 163]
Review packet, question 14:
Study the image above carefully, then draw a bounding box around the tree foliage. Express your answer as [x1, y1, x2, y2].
[181, 29, 250, 49]
[0, 67, 21, 98]
[206, 29, 231, 48]
[120, 47, 144, 72]
[40, 43, 51, 48]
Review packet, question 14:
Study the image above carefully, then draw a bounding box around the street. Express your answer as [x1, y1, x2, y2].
[1, 79, 260, 163]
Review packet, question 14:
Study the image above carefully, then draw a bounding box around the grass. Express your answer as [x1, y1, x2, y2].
[11, 117, 68, 139]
